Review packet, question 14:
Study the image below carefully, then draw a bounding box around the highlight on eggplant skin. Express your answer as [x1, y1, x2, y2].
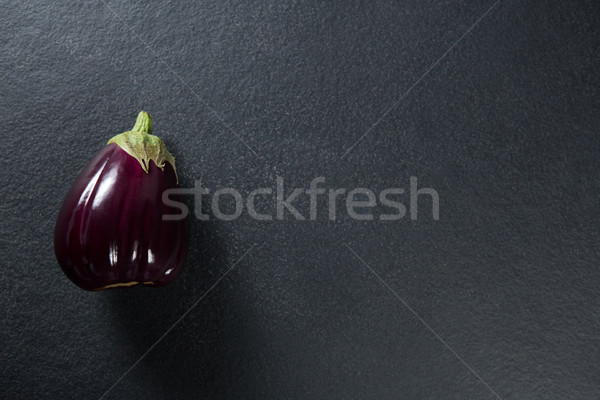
[54, 112, 187, 291]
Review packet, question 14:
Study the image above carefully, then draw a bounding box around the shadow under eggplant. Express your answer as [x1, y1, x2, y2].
[103, 201, 256, 399]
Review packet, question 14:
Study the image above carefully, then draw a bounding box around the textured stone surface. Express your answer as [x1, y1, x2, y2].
[1, 1, 600, 399]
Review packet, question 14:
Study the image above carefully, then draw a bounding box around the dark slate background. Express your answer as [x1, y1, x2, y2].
[2, 1, 599, 399]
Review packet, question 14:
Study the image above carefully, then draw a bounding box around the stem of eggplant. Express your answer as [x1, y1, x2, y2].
[131, 111, 152, 134]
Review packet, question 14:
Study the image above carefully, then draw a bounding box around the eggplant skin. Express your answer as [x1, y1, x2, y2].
[54, 143, 187, 291]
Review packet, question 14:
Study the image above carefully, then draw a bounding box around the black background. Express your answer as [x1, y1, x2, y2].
[2, 1, 600, 399]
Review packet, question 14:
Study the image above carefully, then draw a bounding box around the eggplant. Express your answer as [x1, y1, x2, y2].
[54, 111, 187, 291]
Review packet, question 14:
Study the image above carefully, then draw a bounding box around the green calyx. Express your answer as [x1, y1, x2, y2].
[107, 111, 178, 183]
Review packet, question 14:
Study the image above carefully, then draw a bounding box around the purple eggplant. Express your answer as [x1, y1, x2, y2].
[54, 111, 187, 291]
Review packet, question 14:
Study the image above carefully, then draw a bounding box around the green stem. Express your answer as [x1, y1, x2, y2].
[131, 111, 152, 134]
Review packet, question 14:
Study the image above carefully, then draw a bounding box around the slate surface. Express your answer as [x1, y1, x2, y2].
[2, 1, 600, 399]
